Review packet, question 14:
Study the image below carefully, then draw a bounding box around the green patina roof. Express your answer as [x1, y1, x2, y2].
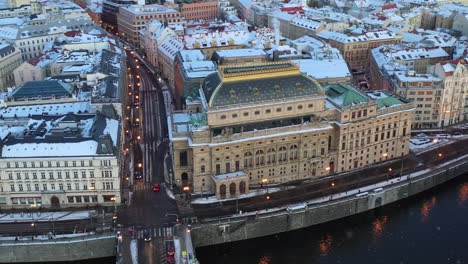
[202, 72, 324, 107]
[367, 91, 405, 109]
[325, 83, 369, 107]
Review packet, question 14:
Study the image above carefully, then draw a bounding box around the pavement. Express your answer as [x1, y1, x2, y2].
[174, 224, 198, 264]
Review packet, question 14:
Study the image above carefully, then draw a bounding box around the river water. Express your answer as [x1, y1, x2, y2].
[197, 174, 468, 264]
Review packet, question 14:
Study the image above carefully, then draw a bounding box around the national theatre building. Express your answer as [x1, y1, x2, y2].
[169, 61, 414, 199]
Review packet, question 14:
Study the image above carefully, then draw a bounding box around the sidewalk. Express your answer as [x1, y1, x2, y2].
[174, 224, 198, 264]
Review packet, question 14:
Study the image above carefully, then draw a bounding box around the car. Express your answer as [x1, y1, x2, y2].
[165, 240, 175, 257]
[143, 230, 151, 242]
[153, 184, 161, 192]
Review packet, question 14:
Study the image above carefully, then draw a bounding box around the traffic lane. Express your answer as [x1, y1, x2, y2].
[138, 236, 155, 264]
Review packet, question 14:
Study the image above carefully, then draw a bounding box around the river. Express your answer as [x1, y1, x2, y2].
[196, 174, 468, 264]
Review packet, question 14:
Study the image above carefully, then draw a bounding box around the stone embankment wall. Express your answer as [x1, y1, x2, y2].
[191, 158, 468, 248]
[0, 234, 116, 263]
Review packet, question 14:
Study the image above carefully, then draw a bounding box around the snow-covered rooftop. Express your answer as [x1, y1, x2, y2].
[293, 59, 351, 80]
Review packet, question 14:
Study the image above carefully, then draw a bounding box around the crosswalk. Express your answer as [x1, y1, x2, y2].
[135, 226, 173, 240]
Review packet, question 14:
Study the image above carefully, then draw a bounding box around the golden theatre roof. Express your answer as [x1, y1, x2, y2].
[202, 61, 324, 108]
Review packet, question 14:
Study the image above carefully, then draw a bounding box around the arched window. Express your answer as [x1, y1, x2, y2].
[181, 173, 188, 186]
[220, 184, 226, 199]
[290, 145, 298, 160]
[244, 152, 253, 167]
[255, 150, 264, 165]
[278, 146, 287, 162]
[239, 181, 246, 194]
[229, 182, 236, 196]
[267, 148, 275, 163]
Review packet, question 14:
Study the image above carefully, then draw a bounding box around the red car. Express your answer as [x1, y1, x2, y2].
[152, 184, 161, 192]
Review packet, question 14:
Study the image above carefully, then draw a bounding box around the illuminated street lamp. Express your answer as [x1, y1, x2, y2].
[138, 163, 142, 168]
[325, 167, 331, 174]
[183, 186, 190, 192]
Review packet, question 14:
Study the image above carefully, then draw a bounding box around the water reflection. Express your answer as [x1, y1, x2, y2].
[420, 196, 436, 221]
[258, 255, 271, 264]
[457, 183, 468, 206]
[371, 215, 388, 239]
[319, 234, 333, 256]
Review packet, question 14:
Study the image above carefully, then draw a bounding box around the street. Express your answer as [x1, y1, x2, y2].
[117, 48, 178, 264]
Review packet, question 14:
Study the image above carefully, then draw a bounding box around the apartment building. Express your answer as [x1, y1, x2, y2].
[180, 1, 218, 21]
[0, 43, 21, 91]
[389, 71, 444, 129]
[317, 29, 402, 72]
[117, 4, 184, 46]
[0, 110, 121, 209]
[0, 18, 97, 60]
[429, 59, 468, 127]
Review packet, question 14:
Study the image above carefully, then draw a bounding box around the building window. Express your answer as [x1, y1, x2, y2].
[41, 172, 45, 179]
[67, 183, 71, 190]
[18, 184, 23, 191]
[49, 172, 54, 179]
[81, 161, 85, 167]
[68, 197, 74, 203]
[200, 165, 205, 173]
[59, 183, 64, 190]
[179, 150, 188, 166]
[51, 183, 55, 190]
[74, 172, 78, 178]
[82, 171, 86, 178]
[73, 161, 76, 167]
[244, 152, 253, 167]
[40, 162, 43, 167]
[57, 172, 62, 179]
[90, 171, 94, 178]
[43, 184, 47, 191]
[220, 115, 226, 120]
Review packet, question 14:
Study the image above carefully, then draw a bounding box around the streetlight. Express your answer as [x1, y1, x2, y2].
[261, 179, 269, 194]
[325, 166, 331, 174]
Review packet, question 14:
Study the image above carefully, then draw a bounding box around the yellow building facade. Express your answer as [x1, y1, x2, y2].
[169, 62, 414, 199]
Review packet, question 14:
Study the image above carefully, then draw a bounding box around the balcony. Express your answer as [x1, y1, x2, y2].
[210, 122, 333, 144]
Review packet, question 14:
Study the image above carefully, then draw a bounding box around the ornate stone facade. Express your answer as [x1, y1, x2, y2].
[169, 62, 414, 198]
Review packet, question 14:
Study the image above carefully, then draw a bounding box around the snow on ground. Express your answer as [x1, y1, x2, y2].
[173, 238, 181, 264]
[0, 232, 95, 241]
[192, 187, 281, 204]
[165, 184, 175, 200]
[0, 211, 93, 223]
[130, 239, 138, 264]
